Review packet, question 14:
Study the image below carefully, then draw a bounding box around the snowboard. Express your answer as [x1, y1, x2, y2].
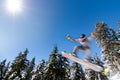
[61, 52, 103, 72]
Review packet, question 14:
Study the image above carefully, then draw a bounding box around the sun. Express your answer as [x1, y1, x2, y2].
[5, 0, 23, 15]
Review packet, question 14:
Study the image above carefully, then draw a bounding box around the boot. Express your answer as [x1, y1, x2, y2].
[71, 52, 78, 57]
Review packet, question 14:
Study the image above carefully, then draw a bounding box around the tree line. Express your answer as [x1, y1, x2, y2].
[0, 22, 120, 80]
[0, 46, 108, 80]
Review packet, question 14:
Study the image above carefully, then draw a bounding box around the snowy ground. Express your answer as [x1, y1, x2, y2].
[109, 72, 120, 80]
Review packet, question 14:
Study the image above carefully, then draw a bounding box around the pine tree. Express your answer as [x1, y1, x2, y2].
[0, 59, 10, 80]
[85, 58, 96, 80]
[32, 59, 45, 80]
[70, 62, 86, 80]
[94, 54, 108, 80]
[60, 54, 70, 80]
[24, 57, 35, 80]
[4, 49, 29, 80]
[44, 45, 70, 80]
[94, 22, 120, 78]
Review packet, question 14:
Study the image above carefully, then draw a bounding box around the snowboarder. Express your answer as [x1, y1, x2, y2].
[66, 33, 96, 61]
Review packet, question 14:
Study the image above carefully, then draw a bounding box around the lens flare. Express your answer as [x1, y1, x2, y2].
[6, 0, 23, 14]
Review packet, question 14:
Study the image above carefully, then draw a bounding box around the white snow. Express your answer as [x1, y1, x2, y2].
[109, 72, 120, 80]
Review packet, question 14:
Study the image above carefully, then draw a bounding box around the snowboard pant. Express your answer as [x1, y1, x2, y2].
[72, 45, 91, 60]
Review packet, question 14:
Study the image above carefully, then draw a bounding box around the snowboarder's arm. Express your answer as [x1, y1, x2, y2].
[88, 32, 96, 41]
[66, 34, 77, 42]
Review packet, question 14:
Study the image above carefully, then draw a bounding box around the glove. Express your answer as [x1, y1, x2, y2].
[66, 34, 72, 40]
[91, 32, 97, 37]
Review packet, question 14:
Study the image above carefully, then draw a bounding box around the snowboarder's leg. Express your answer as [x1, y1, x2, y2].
[72, 45, 91, 61]
[72, 45, 85, 57]
[84, 49, 91, 61]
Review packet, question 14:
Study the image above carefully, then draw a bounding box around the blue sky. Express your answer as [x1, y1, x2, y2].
[0, 0, 120, 64]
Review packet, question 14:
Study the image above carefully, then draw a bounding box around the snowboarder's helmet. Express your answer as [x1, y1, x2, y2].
[80, 34, 86, 38]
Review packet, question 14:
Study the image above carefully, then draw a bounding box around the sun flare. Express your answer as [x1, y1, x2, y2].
[6, 0, 23, 14]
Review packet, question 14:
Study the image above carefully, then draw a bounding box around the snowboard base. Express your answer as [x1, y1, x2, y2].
[61, 52, 103, 72]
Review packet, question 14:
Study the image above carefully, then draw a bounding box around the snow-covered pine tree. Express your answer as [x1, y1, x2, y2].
[44, 45, 70, 80]
[70, 62, 86, 80]
[60, 53, 70, 80]
[44, 45, 59, 80]
[0, 59, 10, 80]
[24, 57, 35, 80]
[85, 58, 96, 80]
[94, 22, 120, 78]
[4, 49, 29, 80]
[32, 59, 45, 80]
